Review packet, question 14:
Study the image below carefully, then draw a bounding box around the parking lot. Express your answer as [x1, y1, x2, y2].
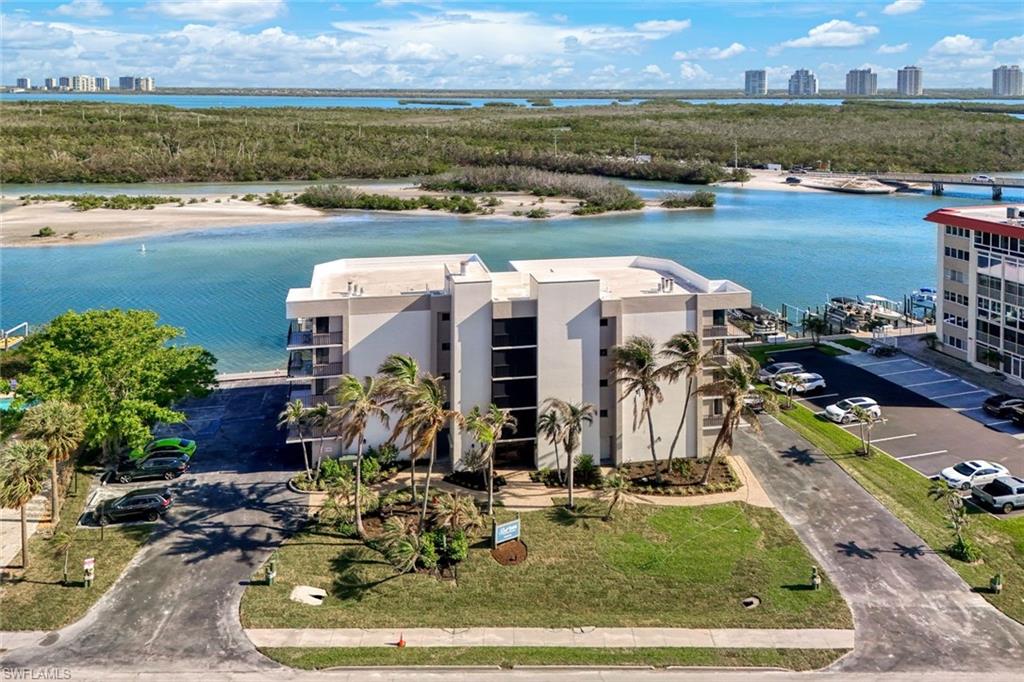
[771, 348, 1024, 504]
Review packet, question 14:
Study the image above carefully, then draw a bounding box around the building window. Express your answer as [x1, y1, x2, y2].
[944, 246, 969, 261]
[600, 318, 609, 327]
[600, 379, 608, 387]
[944, 268, 965, 284]
[440, 312, 450, 321]
[600, 348, 608, 357]
[599, 409, 608, 418]
[440, 342, 450, 351]
[943, 334, 965, 351]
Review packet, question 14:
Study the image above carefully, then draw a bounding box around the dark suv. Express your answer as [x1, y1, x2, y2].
[113, 456, 189, 484]
[982, 394, 1024, 418]
[95, 488, 173, 525]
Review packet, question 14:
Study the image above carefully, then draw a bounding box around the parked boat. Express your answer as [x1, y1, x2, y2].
[911, 287, 937, 310]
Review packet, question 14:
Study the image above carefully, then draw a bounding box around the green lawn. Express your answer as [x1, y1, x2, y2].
[0, 470, 153, 631]
[776, 402, 1024, 623]
[742, 342, 845, 365]
[832, 338, 871, 352]
[241, 501, 850, 630]
[262, 646, 847, 670]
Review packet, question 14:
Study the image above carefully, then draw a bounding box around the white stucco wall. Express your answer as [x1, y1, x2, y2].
[450, 280, 493, 466]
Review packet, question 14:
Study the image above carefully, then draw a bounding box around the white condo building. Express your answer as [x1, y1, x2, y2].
[897, 66, 923, 96]
[744, 70, 767, 96]
[285, 255, 751, 469]
[16, 78, 30, 89]
[993, 65, 1023, 96]
[71, 75, 96, 92]
[845, 69, 877, 96]
[787, 69, 818, 96]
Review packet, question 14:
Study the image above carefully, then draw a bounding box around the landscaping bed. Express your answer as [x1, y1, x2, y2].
[0, 469, 153, 631]
[776, 401, 1024, 624]
[241, 500, 851, 630]
[261, 646, 848, 670]
[442, 470, 508, 492]
[618, 458, 740, 496]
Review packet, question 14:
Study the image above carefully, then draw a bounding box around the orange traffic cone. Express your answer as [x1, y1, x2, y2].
[396, 632, 406, 648]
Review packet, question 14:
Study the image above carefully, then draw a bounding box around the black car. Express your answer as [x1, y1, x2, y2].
[982, 394, 1024, 418]
[113, 456, 189, 484]
[95, 488, 173, 525]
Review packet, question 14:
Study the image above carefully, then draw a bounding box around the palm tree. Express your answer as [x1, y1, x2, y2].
[306, 402, 332, 480]
[466, 404, 517, 516]
[850, 405, 876, 456]
[392, 374, 463, 528]
[611, 335, 665, 483]
[601, 470, 643, 521]
[657, 332, 705, 470]
[330, 375, 389, 539]
[378, 353, 421, 500]
[541, 398, 596, 510]
[776, 372, 806, 410]
[803, 315, 830, 345]
[20, 401, 85, 525]
[0, 440, 50, 568]
[432, 492, 484, 535]
[277, 399, 312, 480]
[536, 408, 564, 483]
[929, 479, 973, 559]
[696, 355, 776, 485]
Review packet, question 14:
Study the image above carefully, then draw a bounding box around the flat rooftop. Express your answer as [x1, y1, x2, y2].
[926, 205, 1024, 233]
[287, 254, 747, 305]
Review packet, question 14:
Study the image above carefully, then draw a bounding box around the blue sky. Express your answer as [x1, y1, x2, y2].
[3, 0, 1022, 89]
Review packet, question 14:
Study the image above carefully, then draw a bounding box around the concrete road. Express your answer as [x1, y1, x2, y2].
[1, 380, 302, 672]
[736, 419, 1024, 673]
[773, 348, 1024, 480]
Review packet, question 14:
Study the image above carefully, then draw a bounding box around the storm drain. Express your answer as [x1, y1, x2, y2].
[741, 596, 761, 609]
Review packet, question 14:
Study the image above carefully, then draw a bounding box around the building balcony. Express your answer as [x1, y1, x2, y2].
[286, 329, 343, 349]
[285, 423, 337, 443]
[703, 414, 726, 428]
[288, 388, 340, 408]
[702, 322, 750, 340]
[287, 360, 344, 380]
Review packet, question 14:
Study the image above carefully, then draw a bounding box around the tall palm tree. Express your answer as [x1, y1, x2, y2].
[306, 402, 332, 480]
[392, 374, 463, 528]
[277, 399, 312, 480]
[541, 398, 595, 510]
[330, 375, 389, 539]
[0, 440, 50, 568]
[611, 335, 665, 483]
[378, 353, 422, 500]
[657, 332, 706, 470]
[536, 408, 564, 483]
[777, 372, 806, 410]
[20, 401, 85, 525]
[466, 404, 517, 516]
[850, 405, 876, 456]
[696, 355, 776, 485]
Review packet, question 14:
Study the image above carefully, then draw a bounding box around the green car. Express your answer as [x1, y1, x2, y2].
[124, 438, 197, 462]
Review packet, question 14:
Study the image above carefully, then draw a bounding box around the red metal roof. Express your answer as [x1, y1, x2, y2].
[925, 206, 1024, 238]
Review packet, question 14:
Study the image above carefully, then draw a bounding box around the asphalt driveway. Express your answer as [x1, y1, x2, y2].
[1, 379, 302, 673]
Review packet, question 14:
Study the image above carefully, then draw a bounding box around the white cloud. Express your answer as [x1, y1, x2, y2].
[146, 0, 286, 24]
[929, 34, 986, 55]
[877, 43, 909, 54]
[993, 35, 1024, 55]
[673, 42, 747, 60]
[642, 64, 669, 80]
[883, 0, 924, 16]
[53, 0, 111, 17]
[778, 20, 879, 50]
[634, 19, 691, 34]
[677, 61, 709, 81]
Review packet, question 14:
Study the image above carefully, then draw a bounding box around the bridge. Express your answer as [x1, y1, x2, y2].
[803, 171, 1024, 199]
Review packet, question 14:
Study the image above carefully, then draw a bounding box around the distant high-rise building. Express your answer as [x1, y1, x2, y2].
[58, 76, 71, 88]
[16, 77, 30, 89]
[44, 77, 57, 89]
[897, 66, 923, 96]
[845, 69, 878, 96]
[135, 76, 155, 92]
[993, 65, 1024, 96]
[96, 76, 110, 91]
[744, 70, 767, 96]
[119, 76, 136, 90]
[71, 75, 97, 92]
[787, 69, 818, 96]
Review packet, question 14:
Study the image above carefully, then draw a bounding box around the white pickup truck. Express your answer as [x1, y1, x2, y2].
[972, 476, 1024, 514]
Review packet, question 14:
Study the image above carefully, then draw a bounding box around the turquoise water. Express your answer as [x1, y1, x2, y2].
[3, 182, 1022, 372]
[3, 92, 1022, 109]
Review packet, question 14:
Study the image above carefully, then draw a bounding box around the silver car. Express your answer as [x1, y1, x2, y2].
[758, 362, 804, 382]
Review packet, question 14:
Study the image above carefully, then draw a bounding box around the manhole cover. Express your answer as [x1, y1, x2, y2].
[741, 596, 761, 609]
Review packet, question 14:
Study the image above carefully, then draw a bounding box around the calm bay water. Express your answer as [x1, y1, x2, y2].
[3, 92, 1022, 109]
[3, 182, 1022, 372]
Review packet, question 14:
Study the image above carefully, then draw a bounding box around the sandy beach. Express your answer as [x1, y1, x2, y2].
[720, 168, 895, 194]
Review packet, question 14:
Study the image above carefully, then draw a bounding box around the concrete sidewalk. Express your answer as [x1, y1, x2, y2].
[246, 627, 855, 650]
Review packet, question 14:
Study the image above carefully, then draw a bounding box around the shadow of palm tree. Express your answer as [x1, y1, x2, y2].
[780, 445, 817, 466]
[329, 545, 399, 601]
[545, 502, 604, 529]
[893, 542, 929, 559]
[835, 540, 880, 559]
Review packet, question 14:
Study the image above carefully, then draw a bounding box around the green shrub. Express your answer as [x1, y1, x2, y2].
[526, 207, 551, 219]
[950, 535, 981, 563]
[420, 531, 441, 570]
[360, 456, 381, 484]
[261, 190, 288, 206]
[373, 443, 398, 467]
[319, 457, 348, 483]
[446, 530, 469, 563]
[660, 190, 716, 208]
[670, 459, 693, 478]
[34, 226, 56, 238]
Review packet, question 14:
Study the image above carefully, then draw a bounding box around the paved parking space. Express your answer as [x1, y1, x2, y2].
[768, 349, 1024, 493]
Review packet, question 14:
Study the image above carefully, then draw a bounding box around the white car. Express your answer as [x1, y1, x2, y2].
[825, 397, 881, 424]
[971, 174, 995, 183]
[771, 372, 826, 394]
[939, 460, 1010, 491]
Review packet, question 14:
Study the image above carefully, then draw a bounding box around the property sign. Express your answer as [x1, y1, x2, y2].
[83, 557, 95, 571]
[493, 517, 521, 548]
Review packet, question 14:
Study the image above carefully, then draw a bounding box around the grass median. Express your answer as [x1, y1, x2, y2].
[261, 646, 848, 670]
[241, 500, 851, 631]
[776, 401, 1024, 623]
[0, 469, 153, 631]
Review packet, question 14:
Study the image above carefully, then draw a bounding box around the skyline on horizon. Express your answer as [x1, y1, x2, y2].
[2, 0, 1023, 90]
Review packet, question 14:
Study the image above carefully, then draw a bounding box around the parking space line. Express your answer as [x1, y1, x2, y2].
[859, 358, 914, 367]
[904, 378, 959, 388]
[931, 389, 988, 400]
[872, 433, 917, 443]
[796, 393, 839, 401]
[911, 360, 927, 367]
[838, 418, 889, 429]
[897, 450, 949, 461]
[988, 419, 1012, 427]
[936, 370, 951, 377]
[964, 382, 978, 389]
[879, 368, 932, 377]
[954, 406, 985, 412]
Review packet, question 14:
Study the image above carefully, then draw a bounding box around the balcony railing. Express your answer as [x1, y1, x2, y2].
[290, 391, 340, 408]
[703, 415, 726, 428]
[286, 329, 343, 348]
[702, 323, 749, 339]
[288, 361, 344, 379]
